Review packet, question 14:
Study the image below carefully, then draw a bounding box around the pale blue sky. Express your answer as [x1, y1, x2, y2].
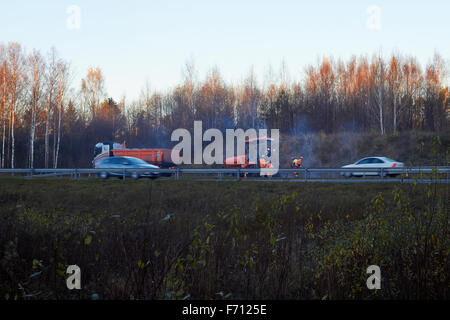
[1, 0, 449, 100]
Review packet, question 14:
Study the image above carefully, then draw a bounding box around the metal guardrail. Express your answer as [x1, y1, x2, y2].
[0, 167, 448, 181]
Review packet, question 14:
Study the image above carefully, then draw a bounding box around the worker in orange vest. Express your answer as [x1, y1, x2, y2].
[291, 156, 303, 176]
[292, 157, 303, 169]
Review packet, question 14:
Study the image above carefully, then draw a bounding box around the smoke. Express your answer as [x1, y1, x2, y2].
[281, 115, 321, 167]
[290, 114, 312, 136]
[124, 113, 367, 169]
[280, 116, 365, 168]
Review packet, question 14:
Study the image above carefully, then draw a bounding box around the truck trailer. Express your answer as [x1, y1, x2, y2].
[93, 142, 175, 168]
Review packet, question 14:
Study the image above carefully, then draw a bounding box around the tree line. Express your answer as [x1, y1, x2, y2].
[0, 42, 448, 168]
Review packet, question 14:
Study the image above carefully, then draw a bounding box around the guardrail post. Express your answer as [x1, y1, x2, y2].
[380, 168, 384, 179]
[236, 169, 240, 181]
[304, 169, 308, 181]
[175, 168, 180, 180]
[74, 168, 78, 180]
[122, 168, 126, 180]
[30, 168, 33, 179]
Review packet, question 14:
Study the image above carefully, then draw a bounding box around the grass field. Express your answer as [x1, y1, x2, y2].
[0, 178, 448, 300]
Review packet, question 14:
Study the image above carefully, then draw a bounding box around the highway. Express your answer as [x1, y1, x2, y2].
[0, 167, 449, 183]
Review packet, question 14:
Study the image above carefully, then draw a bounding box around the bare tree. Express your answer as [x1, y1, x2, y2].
[44, 48, 59, 168]
[6, 43, 23, 168]
[139, 80, 155, 127]
[81, 67, 105, 119]
[400, 57, 422, 129]
[183, 58, 197, 117]
[424, 53, 449, 131]
[371, 55, 386, 135]
[241, 66, 260, 128]
[0, 45, 8, 168]
[54, 61, 69, 168]
[27, 50, 45, 168]
[387, 54, 402, 133]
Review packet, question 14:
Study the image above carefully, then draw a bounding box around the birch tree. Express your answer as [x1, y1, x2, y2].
[44, 48, 58, 168]
[6, 43, 23, 168]
[54, 60, 69, 168]
[0, 45, 8, 168]
[27, 50, 45, 168]
[371, 55, 386, 135]
[387, 55, 402, 133]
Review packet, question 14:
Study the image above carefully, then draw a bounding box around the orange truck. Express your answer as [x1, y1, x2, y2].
[93, 142, 175, 168]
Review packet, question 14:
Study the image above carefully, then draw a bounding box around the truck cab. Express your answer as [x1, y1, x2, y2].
[224, 137, 274, 169]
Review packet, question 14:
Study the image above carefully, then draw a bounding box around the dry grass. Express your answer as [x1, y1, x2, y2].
[0, 177, 448, 300]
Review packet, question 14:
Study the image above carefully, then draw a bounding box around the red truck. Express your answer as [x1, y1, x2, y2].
[93, 142, 175, 168]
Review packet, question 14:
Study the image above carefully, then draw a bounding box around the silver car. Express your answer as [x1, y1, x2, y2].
[341, 157, 405, 177]
[96, 156, 160, 179]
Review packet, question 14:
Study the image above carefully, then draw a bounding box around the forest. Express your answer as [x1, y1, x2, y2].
[0, 42, 448, 168]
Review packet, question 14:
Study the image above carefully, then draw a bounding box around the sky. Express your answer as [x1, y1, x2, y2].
[1, 0, 449, 101]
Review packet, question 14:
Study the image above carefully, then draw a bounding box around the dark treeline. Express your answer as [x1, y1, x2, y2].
[0, 42, 448, 167]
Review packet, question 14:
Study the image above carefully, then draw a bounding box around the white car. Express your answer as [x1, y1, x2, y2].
[341, 157, 404, 177]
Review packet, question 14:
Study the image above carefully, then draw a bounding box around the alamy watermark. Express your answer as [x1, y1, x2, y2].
[366, 265, 381, 290]
[66, 264, 81, 289]
[66, 5, 81, 30]
[366, 5, 381, 31]
[171, 121, 280, 176]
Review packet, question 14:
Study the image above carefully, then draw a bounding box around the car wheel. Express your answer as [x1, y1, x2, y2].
[99, 171, 108, 179]
[131, 172, 140, 180]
